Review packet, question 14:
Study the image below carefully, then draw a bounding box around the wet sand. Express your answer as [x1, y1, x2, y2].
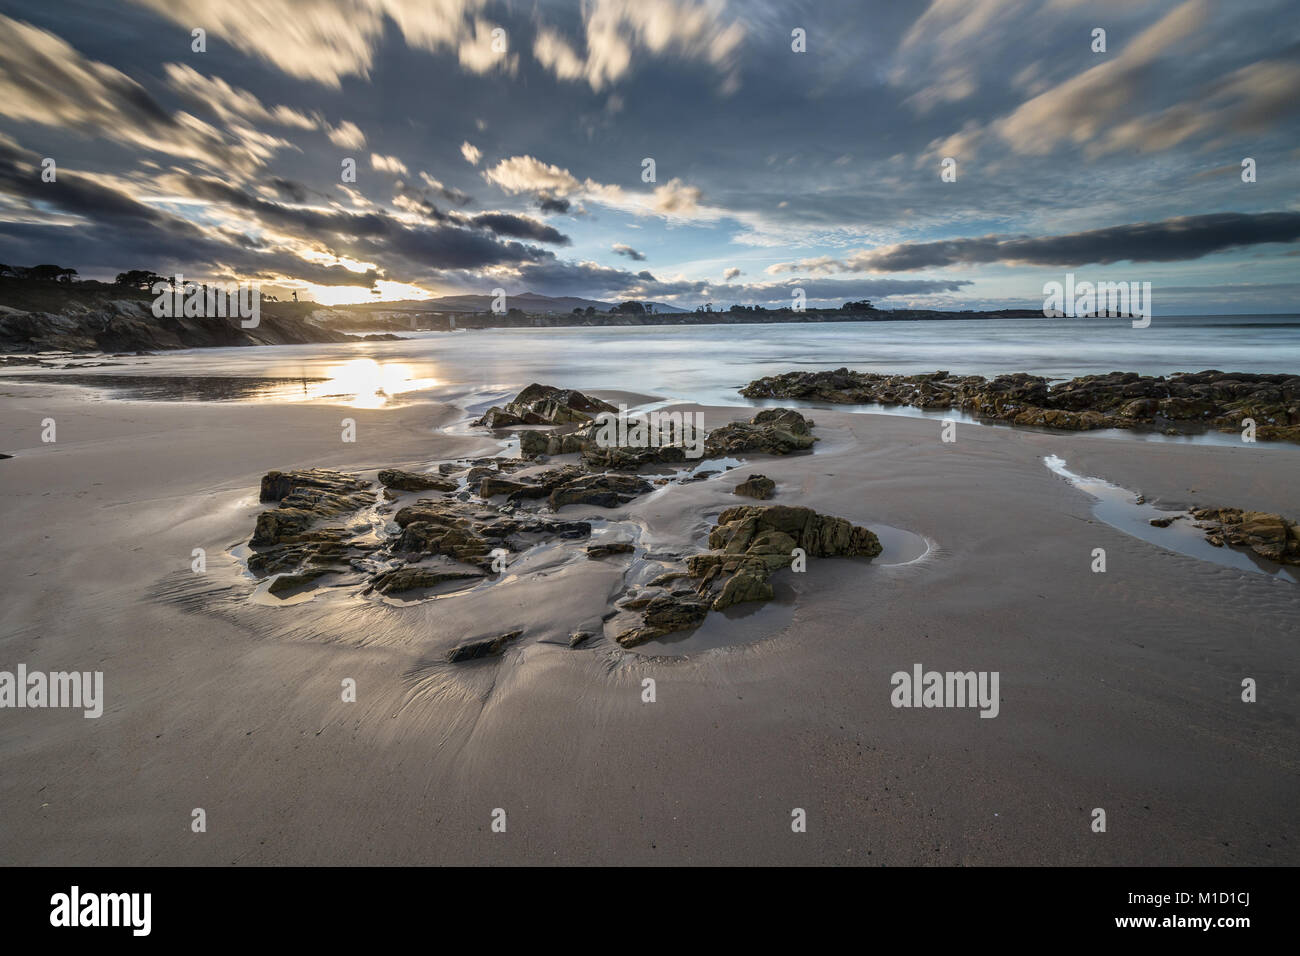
[0, 378, 1296, 865]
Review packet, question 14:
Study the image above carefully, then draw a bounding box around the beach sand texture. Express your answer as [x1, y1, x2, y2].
[0, 379, 1296, 865]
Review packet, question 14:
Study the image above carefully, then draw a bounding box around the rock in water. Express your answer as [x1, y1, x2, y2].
[1187, 507, 1300, 564]
[734, 474, 776, 499]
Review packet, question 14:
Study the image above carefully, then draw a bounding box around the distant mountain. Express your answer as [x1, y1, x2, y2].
[348, 292, 688, 314]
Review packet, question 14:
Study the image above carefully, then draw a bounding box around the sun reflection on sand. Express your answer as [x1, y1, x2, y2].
[307, 358, 439, 407]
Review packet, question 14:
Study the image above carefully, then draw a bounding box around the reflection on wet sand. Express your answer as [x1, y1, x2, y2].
[305, 358, 439, 408]
[0, 357, 439, 407]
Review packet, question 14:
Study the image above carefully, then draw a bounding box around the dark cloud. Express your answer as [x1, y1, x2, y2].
[468, 212, 570, 245]
[780, 212, 1300, 273]
[537, 196, 570, 214]
[270, 177, 310, 203]
[612, 243, 646, 261]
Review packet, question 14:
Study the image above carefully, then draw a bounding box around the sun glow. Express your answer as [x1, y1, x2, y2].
[296, 279, 438, 306]
[308, 358, 439, 408]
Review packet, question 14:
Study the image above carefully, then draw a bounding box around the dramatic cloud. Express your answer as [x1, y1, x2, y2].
[129, 0, 508, 88]
[469, 212, 569, 245]
[770, 213, 1300, 273]
[483, 155, 720, 222]
[533, 0, 745, 92]
[3, 0, 1298, 310]
[163, 64, 317, 130]
[0, 15, 275, 174]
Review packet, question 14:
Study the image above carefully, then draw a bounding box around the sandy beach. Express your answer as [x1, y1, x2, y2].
[1, 372, 1295, 866]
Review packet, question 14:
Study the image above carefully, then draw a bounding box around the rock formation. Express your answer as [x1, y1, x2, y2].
[1188, 507, 1300, 564]
[610, 505, 882, 647]
[734, 474, 776, 499]
[741, 368, 1300, 442]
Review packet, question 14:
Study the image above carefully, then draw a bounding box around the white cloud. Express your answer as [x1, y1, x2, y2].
[130, 0, 504, 88]
[483, 155, 583, 196]
[460, 141, 482, 165]
[0, 15, 274, 174]
[533, 0, 744, 92]
[327, 121, 367, 150]
[371, 153, 409, 175]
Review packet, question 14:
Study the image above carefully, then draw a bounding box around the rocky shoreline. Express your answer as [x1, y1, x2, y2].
[0, 298, 356, 353]
[244, 385, 878, 653]
[740, 368, 1300, 442]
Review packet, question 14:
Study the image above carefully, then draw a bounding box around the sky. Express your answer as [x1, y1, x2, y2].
[0, 0, 1297, 312]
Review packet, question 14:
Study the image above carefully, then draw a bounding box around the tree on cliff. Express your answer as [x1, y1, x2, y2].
[115, 270, 168, 291]
[27, 264, 79, 283]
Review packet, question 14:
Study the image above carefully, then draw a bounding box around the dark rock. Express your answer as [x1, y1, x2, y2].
[267, 568, 335, 595]
[734, 474, 776, 499]
[479, 476, 541, 499]
[586, 541, 635, 558]
[447, 629, 524, 662]
[1187, 507, 1300, 564]
[259, 468, 371, 503]
[377, 469, 457, 492]
[614, 505, 882, 646]
[477, 383, 616, 428]
[368, 565, 484, 595]
[740, 368, 1300, 443]
[549, 473, 653, 509]
[704, 409, 816, 456]
[252, 470, 375, 546]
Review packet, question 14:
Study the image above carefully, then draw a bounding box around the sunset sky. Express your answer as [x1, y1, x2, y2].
[1, 0, 1297, 311]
